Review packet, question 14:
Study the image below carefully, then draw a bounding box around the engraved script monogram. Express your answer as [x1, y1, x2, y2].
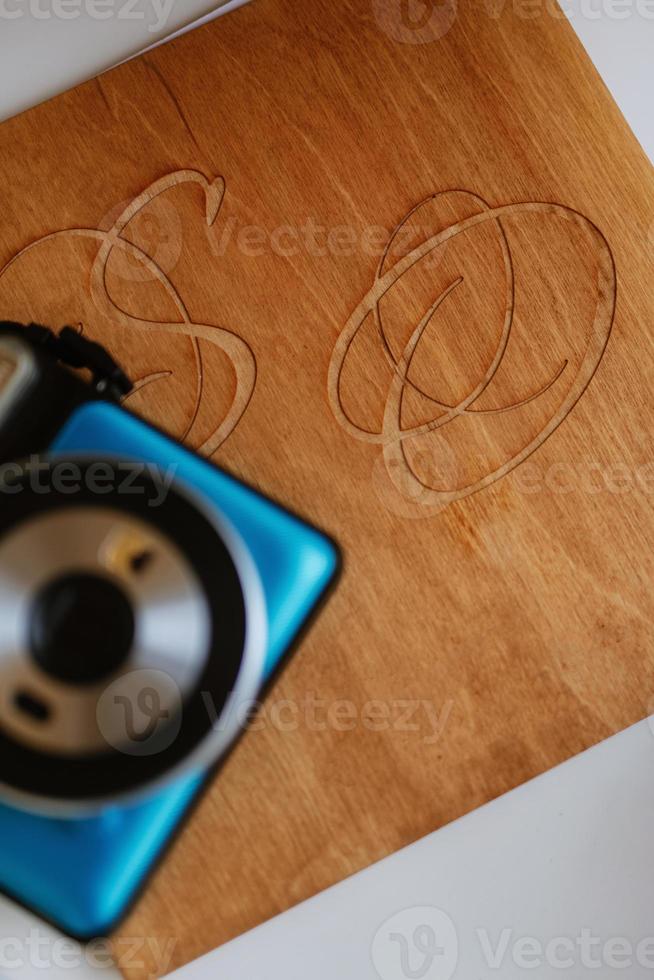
[328, 191, 616, 509]
[0, 171, 256, 456]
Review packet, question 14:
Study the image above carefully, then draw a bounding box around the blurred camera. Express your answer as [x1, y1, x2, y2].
[0, 321, 338, 816]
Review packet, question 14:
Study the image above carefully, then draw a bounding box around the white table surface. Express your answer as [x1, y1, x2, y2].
[0, 0, 250, 123]
[563, 0, 654, 162]
[169, 716, 654, 979]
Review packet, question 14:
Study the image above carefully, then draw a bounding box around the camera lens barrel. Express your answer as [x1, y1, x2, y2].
[0, 457, 267, 815]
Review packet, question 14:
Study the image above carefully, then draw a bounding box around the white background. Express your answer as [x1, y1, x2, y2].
[0, 0, 250, 122]
[563, 0, 654, 161]
[170, 718, 654, 978]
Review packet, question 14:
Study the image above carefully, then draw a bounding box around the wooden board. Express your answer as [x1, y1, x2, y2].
[1, 0, 653, 974]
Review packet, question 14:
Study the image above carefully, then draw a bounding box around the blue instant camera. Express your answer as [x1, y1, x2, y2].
[0, 322, 339, 939]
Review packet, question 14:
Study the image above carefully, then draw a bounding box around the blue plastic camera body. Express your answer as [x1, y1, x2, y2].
[0, 400, 339, 939]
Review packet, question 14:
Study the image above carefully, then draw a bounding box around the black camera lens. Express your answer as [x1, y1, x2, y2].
[29, 573, 135, 686]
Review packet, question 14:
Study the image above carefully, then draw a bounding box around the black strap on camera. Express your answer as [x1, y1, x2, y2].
[5, 322, 133, 402]
[0, 321, 134, 464]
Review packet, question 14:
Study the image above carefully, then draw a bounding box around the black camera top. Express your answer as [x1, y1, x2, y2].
[0, 321, 132, 466]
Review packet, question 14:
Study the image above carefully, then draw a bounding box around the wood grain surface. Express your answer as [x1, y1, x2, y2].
[1, 0, 654, 974]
